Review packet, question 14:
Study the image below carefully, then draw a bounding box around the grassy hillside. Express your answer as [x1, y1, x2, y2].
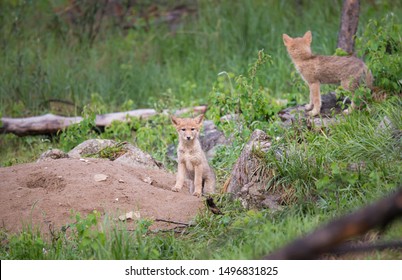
[0, 0, 401, 259]
[1, 0, 400, 114]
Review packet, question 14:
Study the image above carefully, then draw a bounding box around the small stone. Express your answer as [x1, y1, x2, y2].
[142, 176, 153, 185]
[118, 211, 141, 221]
[94, 174, 108, 182]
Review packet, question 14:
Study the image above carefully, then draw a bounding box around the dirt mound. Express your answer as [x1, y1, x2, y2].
[0, 158, 203, 234]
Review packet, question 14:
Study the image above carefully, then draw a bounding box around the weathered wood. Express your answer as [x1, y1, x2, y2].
[337, 0, 360, 54]
[223, 129, 284, 210]
[0, 106, 207, 136]
[264, 187, 402, 259]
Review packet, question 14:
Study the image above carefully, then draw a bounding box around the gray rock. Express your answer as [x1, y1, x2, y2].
[200, 120, 231, 159]
[37, 149, 69, 162]
[68, 139, 117, 158]
[278, 92, 348, 128]
[114, 143, 163, 170]
[41, 138, 163, 170]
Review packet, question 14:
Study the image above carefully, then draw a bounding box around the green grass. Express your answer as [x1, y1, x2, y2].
[1, 0, 401, 260]
[1, 0, 400, 116]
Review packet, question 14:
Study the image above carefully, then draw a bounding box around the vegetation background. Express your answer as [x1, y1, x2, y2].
[0, 0, 401, 259]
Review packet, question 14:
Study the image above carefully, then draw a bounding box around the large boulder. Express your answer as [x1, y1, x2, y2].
[67, 139, 116, 159]
[37, 149, 69, 162]
[39, 139, 163, 170]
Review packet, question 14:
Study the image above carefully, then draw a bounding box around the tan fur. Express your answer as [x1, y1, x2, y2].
[283, 31, 373, 116]
[171, 114, 216, 197]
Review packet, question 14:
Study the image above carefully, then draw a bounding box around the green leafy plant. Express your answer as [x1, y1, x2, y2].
[335, 84, 373, 111]
[85, 142, 127, 161]
[69, 211, 106, 255]
[6, 227, 46, 259]
[208, 50, 284, 138]
[58, 106, 97, 151]
[356, 13, 402, 94]
[134, 114, 176, 166]
[102, 119, 137, 142]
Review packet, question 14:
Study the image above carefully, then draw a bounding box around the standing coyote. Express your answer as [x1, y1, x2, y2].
[283, 31, 373, 116]
[171, 114, 216, 197]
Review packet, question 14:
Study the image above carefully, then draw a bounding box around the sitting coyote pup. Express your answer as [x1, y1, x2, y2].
[171, 114, 216, 197]
[283, 31, 373, 116]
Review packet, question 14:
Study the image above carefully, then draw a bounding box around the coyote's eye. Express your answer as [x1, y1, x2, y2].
[191, 128, 195, 131]
[181, 128, 185, 131]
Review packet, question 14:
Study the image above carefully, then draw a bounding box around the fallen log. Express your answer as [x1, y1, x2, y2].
[264, 187, 402, 259]
[0, 106, 207, 136]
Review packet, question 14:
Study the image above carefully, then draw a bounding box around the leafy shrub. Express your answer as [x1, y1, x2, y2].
[58, 106, 97, 151]
[134, 114, 176, 166]
[356, 13, 402, 94]
[208, 50, 284, 138]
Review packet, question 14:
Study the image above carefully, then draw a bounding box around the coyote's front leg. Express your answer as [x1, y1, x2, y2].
[193, 164, 203, 197]
[172, 162, 186, 192]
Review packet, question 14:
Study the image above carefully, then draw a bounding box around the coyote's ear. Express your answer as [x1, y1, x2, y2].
[282, 34, 292, 46]
[171, 116, 181, 126]
[194, 114, 204, 125]
[303, 30, 312, 44]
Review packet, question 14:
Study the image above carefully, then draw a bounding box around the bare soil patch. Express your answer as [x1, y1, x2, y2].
[0, 158, 202, 234]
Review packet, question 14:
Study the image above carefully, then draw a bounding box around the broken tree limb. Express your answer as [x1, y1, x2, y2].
[154, 218, 190, 226]
[0, 105, 207, 136]
[264, 187, 402, 260]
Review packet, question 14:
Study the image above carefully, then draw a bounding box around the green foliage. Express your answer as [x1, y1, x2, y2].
[208, 50, 284, 137]
[334, 48, 350, 56]
[134, 114, 176, 166]
[335, 84, 373, 111]
[1, 0, 402, 261]
[356, 13, 402, 94]
[69, 211, 106, 256]
[265, 100, 401, 209]
[85, 142, 127, 161]
[0, 134, 52, 167]
[5, 227, 46, 260]
[58, 107, 98, 151]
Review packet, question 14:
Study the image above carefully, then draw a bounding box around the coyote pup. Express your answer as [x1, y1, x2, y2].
[283, 31, 373, 116]
[171, 114, 216, 197]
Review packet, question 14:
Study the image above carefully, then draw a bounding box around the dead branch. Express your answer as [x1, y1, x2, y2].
[264, 187, 402, 259]
[154, 218, 190, 226]
[329, 240, 402, 256]
[0, 105, 207, 136]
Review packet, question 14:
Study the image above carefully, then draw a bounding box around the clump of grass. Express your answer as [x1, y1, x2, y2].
[264, 98, 401, 211]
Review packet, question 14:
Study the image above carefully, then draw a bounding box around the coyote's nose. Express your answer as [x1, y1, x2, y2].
[187, 136, 191, 140]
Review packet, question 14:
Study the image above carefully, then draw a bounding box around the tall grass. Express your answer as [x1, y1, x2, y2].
[1, 0, 400, 116]
[1, 1, 401, 260]
[265, 98, 401, 211]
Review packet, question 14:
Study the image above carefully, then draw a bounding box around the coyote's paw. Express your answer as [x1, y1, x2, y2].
[192, 191, 202, 198]
[342, 108, 352, 115]
[305, 103, 314, 111]
[171, 186, 181, 192]
[308, 108, 320, 117]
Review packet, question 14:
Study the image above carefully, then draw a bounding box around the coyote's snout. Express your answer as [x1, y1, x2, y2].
[171, 114, 216, 197]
